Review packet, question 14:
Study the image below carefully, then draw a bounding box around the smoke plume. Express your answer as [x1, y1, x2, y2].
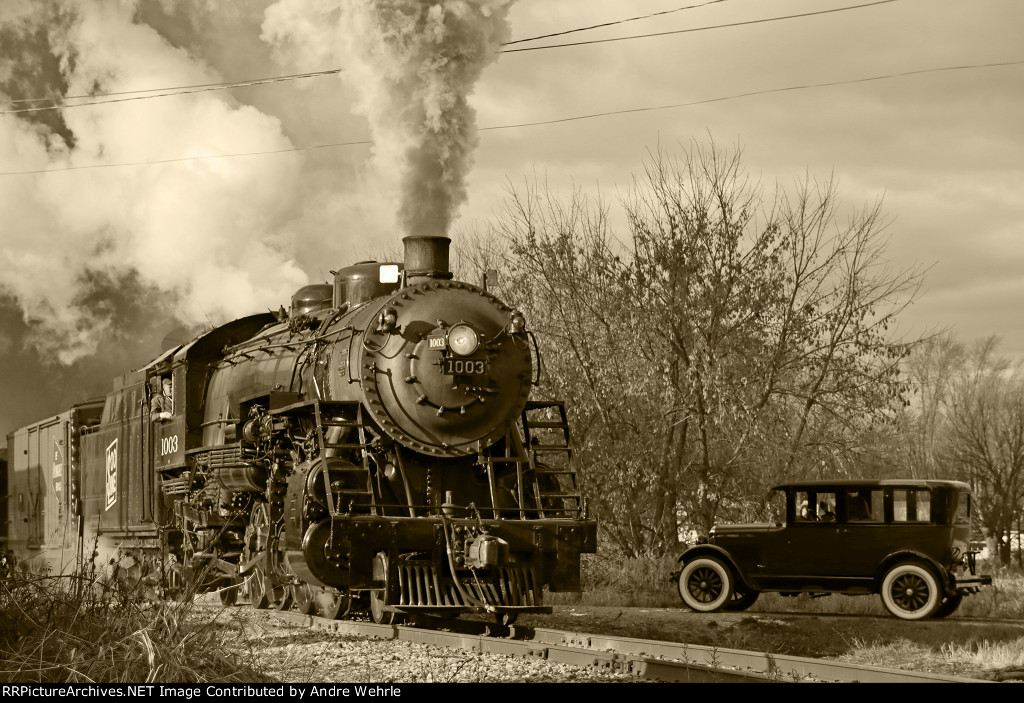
[0, 0, 308, 364]
[266, 0, 514, 238]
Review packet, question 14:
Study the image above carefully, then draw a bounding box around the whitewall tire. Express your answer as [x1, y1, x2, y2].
[677, 557, 734, 612]
[880, 563, 941, 620]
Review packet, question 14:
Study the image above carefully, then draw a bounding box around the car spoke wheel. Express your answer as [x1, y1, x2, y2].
[677, 557, 733, 612]
[933, 593, 963, 619]
[881, 563, 940, 620]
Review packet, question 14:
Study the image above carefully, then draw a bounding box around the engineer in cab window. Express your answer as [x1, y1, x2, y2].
[151, 377, 173, 422]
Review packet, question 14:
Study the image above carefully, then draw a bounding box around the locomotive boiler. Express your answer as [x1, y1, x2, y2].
[3, 236, 596, 624]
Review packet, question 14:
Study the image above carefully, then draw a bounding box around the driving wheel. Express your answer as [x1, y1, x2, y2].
[292, 583, 315, 615]
[369, 553, 404, 625]
[315, 588, 352, 620]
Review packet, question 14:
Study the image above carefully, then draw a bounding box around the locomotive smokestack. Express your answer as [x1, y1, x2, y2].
[403, 236, 453, 284]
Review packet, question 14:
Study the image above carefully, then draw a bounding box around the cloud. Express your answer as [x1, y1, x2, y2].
[0, 0, 308, 364]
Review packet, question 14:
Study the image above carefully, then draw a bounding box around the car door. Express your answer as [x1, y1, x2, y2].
[758, 489, 842, 585]
[834, 487, 889, 579]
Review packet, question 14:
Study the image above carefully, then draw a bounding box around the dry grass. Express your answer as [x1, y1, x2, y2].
[836, 635, 1024, 678]
[548, 553, 680, 608]
[0, 569, 272, 683]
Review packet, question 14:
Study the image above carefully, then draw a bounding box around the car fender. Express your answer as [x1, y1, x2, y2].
[674, 544, 757, 592]
[874, 550, 951, 593]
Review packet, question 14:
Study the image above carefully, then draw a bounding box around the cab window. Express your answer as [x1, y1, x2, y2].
[893, 489, 931, 522]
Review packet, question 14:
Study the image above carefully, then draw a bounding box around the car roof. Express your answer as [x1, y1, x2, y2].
[771, 479, 971, 491]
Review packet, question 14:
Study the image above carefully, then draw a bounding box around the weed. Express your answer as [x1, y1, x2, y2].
[0, 567, 269, 683]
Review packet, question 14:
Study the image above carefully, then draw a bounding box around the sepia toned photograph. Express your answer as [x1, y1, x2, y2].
[1, 0, 1022, 685]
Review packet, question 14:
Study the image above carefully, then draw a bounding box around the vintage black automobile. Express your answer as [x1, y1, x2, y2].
[671, 480, 992, 620]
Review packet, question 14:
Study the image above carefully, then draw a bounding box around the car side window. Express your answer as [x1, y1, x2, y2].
[845, 489, 883, 522]
[795, 491, 815, 522]
[794, 491, 836, 522]
[893, 489, 931, 522]
[954, 491, 971, 524]
[768, 490, 786, 525]
[817, 492, 837, 521]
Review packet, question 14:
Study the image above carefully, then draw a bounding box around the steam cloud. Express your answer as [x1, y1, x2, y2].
[265, 0, 514, 239]
[0, 0, 308, 364]
[1, 0, 513, 367]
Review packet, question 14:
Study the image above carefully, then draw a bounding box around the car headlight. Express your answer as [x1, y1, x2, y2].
[447, 324, 479, 356]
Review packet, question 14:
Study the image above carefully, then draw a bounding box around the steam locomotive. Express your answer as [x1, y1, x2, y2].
[2, 236, 597, 624]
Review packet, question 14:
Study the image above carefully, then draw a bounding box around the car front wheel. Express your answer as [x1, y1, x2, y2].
[678, 557, 734, 612]
[880, 563, 941, 620]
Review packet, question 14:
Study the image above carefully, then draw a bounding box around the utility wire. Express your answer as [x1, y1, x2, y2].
[1, 69, 342, 116]
[501, 0, 902, 53]
[5, 3, 736, 108]
[479, 60, 1024, 130]
[3, 1, 900, 114]
[502, 0, 732, 46]
[3, 59, 1019, 177]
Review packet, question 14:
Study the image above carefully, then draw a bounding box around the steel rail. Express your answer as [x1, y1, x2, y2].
[272, 611, 988, 683]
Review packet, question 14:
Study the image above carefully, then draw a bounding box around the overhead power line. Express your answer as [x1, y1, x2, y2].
[501, 0, 903, 53]
[3, 1, 901, 114]
[3, 59, 1020, 177]
[3, 1, 729, 111]
[479, 60, 1024, 130]
[502, 0, 732, 46]
[0, 69, 342, 116]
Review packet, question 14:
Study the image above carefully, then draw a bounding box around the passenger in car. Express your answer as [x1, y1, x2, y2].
[847, 491, 871, 521]
[819, 501, 836, 521]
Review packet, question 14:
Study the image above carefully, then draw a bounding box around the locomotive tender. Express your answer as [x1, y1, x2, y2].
[2, 236, 597, 623]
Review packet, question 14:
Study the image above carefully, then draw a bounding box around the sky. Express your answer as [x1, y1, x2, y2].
[1, 0, 1022, 441]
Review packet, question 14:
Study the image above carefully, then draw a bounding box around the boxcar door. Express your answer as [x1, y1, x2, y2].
[26, 426, 44, 548]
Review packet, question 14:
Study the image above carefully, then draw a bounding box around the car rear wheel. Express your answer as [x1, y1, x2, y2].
[933, 593, 963, 619]
[677, 557, 734, 612]
[723, 588, 759, 612]
[880, 563, 941, 620]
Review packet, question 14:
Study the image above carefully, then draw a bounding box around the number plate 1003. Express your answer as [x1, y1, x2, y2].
[442, 357, 488, 375]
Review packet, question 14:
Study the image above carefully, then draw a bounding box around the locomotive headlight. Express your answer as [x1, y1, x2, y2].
[447, 324, 479, 356]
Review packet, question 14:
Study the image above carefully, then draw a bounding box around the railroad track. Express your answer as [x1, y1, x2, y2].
[271, 610, 990, 683]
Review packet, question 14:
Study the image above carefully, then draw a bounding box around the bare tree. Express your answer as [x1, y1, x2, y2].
[481, 141, 923, 555]
[944, 338, 1024, 565]
[895, 332, 965, 478]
